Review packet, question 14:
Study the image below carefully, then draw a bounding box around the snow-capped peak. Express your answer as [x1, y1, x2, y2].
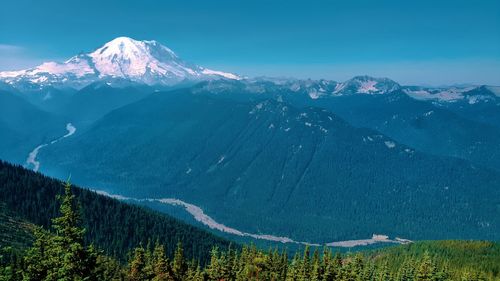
[0, 36, 240, 89]
[89, 37, 182, 79]
[333, 76, 401, 95]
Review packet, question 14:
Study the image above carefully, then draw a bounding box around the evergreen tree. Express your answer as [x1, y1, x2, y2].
[23, 227, 52, 280]
[23, 181, 97, 281]
[128, 245, 148, 281]
[397, 258, 415, 281]
[152, 242, 174, 281]
[286, 252, 300, 281]
[172, 242, 188, 280]
[416, 252, 436, 281]
[311, 248, 322, 281]
[378, 261, 392, 281]
[93, 255, 126, 281]
[299, 246, 311, 281]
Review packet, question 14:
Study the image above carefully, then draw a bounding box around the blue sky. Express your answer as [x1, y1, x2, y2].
[1, 0, 499, 85]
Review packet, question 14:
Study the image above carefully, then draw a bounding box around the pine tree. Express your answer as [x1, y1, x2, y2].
[93, 255, 126, 280]
[23, 227, 53, 280]
[434, 262, 450, 281]
[378, 261, 392, 281]
[352, 253, 364, 280]
[172, 242, 187, 280]
[397, 258, 415, 281]
[416, 252, 436, 281]
[186, 264, 204, 281]
[286, 252, 300, 281]
[129, 245, 148, 281]
[280, 249, 288, 280]
[311, 248, 322, 281]
[23, 181, 97, 281]
[299, 246, 311, 281]
[50, 181, 97, 280]
[152, 242, 174, 281]
[324, 252, 341, 281]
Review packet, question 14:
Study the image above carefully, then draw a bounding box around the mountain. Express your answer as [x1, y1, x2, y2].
[0, 160, 234, 262]
[301, 90, 500, 172]
[0, 90, 67, 164]
[0, 37, 240, 89]
[188, 79, 500, 171]
[331, 75, 401, 95]
[427, 86, 500, 129]
[53, 82, 153, 127]
[404, 85, 500, 104]
[38, 88, 500, 243]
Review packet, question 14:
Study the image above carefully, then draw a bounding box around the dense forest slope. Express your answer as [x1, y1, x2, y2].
[1, 181, 498, 280]
[0, 204, 34, 250]
[369, 240, 500, 279]
[39, 89, 500, 242]
[189, 80, 500, 172]
[0, 90, 67, 164]
[0, 160, 233, 263]
[302, 91, 500, 172]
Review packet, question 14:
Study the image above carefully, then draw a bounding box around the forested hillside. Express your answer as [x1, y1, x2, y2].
[0, 160, 233, 263]
[369, 240, 500, 280]
[40, 89, 500, 242]
[1, 170, 498, 280]
[0, 90, 67, 164]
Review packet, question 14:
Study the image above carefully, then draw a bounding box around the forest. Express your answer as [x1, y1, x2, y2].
[1, 161, 499, 280]
[0, 160, 233, 263]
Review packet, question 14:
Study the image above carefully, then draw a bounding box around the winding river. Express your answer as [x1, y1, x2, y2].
[25, 123, 412, 247]
[26, 123, 76, 172]
[95, 190, 412, 247]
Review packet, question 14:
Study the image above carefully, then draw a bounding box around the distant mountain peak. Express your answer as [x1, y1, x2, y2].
[333, 75, 400, 95]
[0, 37, 240, 89]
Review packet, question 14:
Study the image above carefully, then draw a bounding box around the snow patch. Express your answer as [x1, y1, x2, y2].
[358, 80, 378, 93]
[201, 68, 240, 80]
[217, 155, 225, 165]
[384, 141, 396, 148]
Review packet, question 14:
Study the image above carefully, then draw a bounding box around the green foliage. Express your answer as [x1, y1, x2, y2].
[0, 160, 233, 264]
[0, 175, 499, 280]
[0, 204, 33, 251]
[369, 241, 500, 281]
[22, 181, 97, 281]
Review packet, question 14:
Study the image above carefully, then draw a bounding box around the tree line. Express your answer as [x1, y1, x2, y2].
[0, 160, 233, 263]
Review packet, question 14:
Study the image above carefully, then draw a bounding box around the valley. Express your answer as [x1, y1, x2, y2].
[20, 120, 414, 247]
[94, 189, 411, 247]
[25, 123, 76, 171]
[2, 1, 500, 279]
[34, 88, 500, 243]
[1, 37, 498, 244]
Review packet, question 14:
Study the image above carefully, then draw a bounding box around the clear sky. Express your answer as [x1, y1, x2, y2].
[1, 0, 499, 86]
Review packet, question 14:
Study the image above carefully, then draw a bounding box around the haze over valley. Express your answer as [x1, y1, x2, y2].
[1, 1, 499, 279]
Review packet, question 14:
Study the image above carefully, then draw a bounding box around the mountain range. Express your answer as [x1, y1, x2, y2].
[0, 37, 499, 245]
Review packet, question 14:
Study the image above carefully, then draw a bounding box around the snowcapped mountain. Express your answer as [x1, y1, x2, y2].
[0, 37, 240, 89]
[404, 85, 500, 104]
[1, 36, 496, 106]
[194, 75, 402, 98]
[332, 76, 401, 95]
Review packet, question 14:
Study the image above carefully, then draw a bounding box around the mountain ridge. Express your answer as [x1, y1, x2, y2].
[38, 89, 500, 242]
